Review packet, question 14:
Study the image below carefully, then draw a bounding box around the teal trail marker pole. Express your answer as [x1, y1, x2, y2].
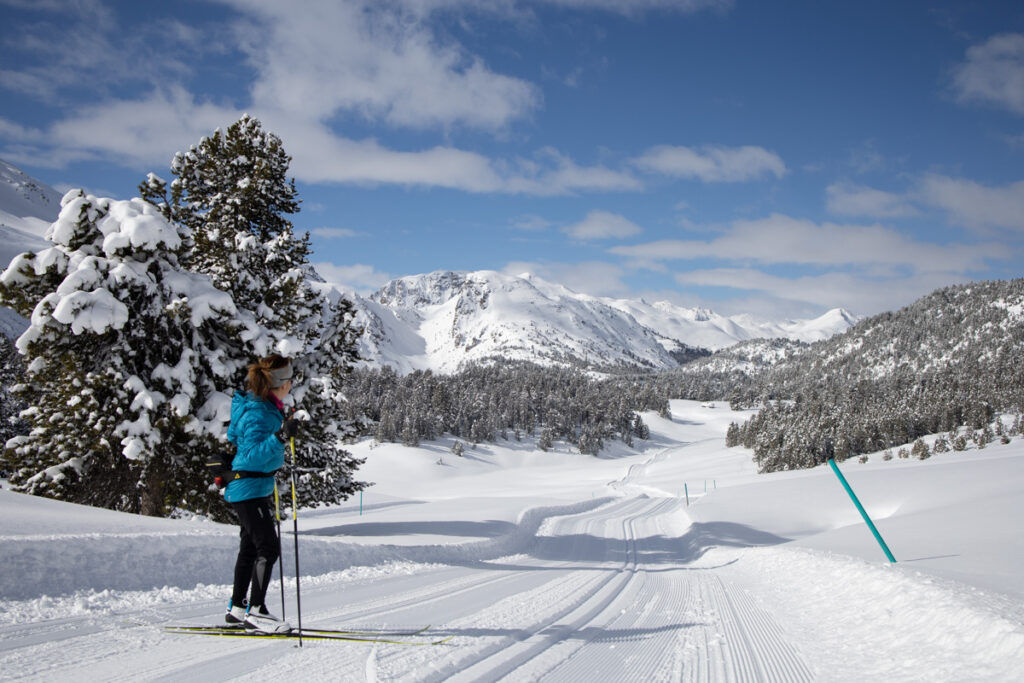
[827, 458, 896, 563]
[684, 483, 690, 506]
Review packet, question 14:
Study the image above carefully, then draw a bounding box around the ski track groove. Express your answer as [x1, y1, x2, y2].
[394, 497, 678, 682]
[0, 491, 817, 682]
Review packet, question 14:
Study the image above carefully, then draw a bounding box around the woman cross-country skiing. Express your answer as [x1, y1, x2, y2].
[223, 353, 298, 633]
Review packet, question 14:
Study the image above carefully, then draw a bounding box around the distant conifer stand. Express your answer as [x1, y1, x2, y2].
[827, 458, 897, 563]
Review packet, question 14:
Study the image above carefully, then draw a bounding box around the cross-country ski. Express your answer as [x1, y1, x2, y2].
[161, 623, 432, 637]
[163, 627, 454, 646]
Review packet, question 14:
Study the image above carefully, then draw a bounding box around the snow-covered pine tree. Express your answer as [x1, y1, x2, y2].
[140, 115, 366, 509]
[0, 334, 27, 461]
[0, 192, 256, 516]
[139, 114, 318, 334]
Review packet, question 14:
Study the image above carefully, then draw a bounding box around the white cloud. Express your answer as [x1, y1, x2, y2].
[609, 213, 1005, 273]
[632, 144, 786, 182]
[825, 182, 918, 218]
[311, 227, 359, 239]
[917, 175, 1024, 232]
[952, 33, 1024, 114]
[673, 268, 967, 315]
[506, 148, 642, 194]
[0, 3, 198, 105]
[5, 97, 641, 194]
[311, 261, 393, 295]
[44, 87, 240, 168]
[223, 0, 540, 132]
[563, 210, 643, 240]
[502, 260, 631, 297]
[0, 0, 652, 194]
[262, 116, 640, 194]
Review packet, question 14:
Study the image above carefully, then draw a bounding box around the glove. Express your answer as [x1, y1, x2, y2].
[277, 418, 299, 442]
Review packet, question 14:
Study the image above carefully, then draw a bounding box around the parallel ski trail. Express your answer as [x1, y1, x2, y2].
[371, 495, 813, 682]
[0, 493, 816, 682]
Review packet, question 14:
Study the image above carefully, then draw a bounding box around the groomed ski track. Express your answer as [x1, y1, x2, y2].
[0, 444, 815, 682]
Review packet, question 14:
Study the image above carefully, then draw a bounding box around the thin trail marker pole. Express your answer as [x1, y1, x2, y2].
[684, 483, 690, 506]
[827, 458, 897, 563]
[289, 437, 304, 646]
[360, 490, 363, 516]
[273, 482, 285, 619]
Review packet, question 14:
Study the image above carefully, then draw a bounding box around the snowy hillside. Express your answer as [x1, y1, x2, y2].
[0, 159, 58, 338]
[0, 158, 57, 257]
[1, 401, 1022, 680]
[351, 270, 682, 374]
[347, 270, 856, 374]
[605, 296, 856, 351]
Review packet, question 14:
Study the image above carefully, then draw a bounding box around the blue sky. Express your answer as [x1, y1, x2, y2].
[2, 0, 1023, 319]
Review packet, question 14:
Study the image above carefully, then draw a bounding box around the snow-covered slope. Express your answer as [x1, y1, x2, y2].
[0, 158, 58, 257]
[350, 270, 857, 373]
[603, 295, 856, 351]
[355, 270, 682, 373]
[0, 158, 58, 338]
[1, 401, 1022, 680]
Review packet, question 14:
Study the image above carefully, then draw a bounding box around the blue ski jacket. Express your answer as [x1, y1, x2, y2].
[224, 391, 285, 503]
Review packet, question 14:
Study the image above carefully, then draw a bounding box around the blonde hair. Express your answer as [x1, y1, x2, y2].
[247, 354, 291, 400]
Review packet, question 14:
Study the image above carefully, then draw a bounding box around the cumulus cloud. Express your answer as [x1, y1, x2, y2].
[261, 116, 640, 194]
[0, 2, 200, 105]
[224, 0, 540, 132]
[673, 268, 968, 315]
[632, 144, 786, 182]
[0, 0, 648, 194]
[917, 174, 1024, 232]
[311, 261, 393, 295]
[46, 87, 241, 168]
[563, 210, 643, 240]
[609, 213, 1005, 273]
[825, 182, 918, 218]
[952, 33, 1024, 114]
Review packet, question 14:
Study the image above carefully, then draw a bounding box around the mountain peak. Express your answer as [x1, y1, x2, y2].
[352, 269, 857, 373]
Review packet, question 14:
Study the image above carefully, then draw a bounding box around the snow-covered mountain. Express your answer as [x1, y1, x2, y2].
[0, 159, 856, 365]
[345, 270, 857, 374]
[0, 158, 59, 251]
[601, 294, 857, 351]
[0, 159, 58, 337]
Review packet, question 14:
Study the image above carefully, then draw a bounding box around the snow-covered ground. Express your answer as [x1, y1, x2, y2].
[1, 400, 1022, 681]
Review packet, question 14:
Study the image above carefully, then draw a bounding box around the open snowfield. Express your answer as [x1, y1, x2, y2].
[1, 400, 1022, 681]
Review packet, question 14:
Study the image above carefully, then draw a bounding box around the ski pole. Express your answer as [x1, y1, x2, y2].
[289, 436, 303, 646]
[273, 481, 285, 620]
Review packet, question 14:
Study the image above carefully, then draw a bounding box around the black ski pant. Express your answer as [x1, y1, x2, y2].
[231, 497, 280, 610]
